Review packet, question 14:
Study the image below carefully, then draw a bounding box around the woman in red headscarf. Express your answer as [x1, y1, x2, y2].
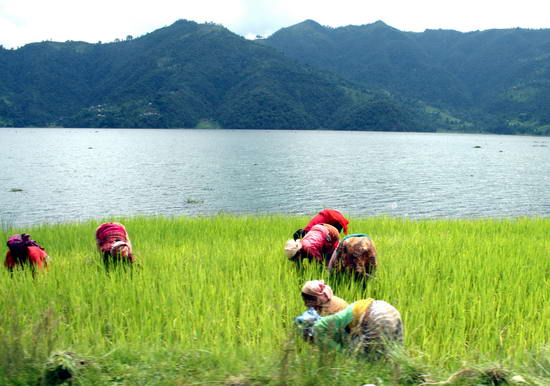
[293, 209, 349, 240]
[95, 222, 134, 266]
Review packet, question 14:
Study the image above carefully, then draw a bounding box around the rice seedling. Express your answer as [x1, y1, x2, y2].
[0, 215, 548, 384]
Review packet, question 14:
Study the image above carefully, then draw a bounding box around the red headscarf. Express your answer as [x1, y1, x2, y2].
[303, 209, 349, 234]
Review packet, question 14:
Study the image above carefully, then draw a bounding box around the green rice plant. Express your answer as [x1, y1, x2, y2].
[0, 215, 548, 384]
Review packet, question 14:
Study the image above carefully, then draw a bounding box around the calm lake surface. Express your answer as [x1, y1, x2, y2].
[0, 128, 548, 226]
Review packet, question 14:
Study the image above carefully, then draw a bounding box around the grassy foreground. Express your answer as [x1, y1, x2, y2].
[0, 215, 549, 385]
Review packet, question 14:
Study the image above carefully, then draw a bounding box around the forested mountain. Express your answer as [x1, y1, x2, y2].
[0, 20, 437, 131]
[1, 19, 549, 134]
[263, 20, 550, 135]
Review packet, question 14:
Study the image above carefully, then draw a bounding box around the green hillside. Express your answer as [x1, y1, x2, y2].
[3, 18, 550, 134]
[0, 20, 435, 131]
[264, 20, 550, 135]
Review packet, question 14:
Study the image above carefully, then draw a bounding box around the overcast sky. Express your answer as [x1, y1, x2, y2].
[1, 0, 549, 49]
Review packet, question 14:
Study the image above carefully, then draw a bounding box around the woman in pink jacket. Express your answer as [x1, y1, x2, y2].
[95, 222, 134, 267]
[284, 223, 340, 264]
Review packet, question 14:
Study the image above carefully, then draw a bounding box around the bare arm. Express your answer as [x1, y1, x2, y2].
[327, 247, 340, 271]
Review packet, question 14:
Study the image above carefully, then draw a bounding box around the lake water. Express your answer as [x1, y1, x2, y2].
[0, 128, 548, 226]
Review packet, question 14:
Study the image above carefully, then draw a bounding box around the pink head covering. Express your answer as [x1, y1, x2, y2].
[301, 280, 334, 303]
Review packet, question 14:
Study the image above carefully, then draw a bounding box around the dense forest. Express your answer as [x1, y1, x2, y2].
[1, 19, 549, 134]
[263, 20, 550, 135]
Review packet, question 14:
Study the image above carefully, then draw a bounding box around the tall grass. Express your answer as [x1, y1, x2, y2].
[0, 216, 548, 384]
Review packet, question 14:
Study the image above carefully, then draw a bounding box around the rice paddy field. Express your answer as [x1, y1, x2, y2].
[0, 215, 549, 385]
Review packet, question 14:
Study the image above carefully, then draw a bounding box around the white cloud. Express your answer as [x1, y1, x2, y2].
[0, 0, 549, 48]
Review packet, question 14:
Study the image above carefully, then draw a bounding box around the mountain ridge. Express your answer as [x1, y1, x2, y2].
[0, 19, 439, 131]
[1, 18, 549, 134]
[263, 20, 550, 135]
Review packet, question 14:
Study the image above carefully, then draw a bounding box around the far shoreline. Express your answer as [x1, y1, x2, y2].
[2, 126, 550, 137]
